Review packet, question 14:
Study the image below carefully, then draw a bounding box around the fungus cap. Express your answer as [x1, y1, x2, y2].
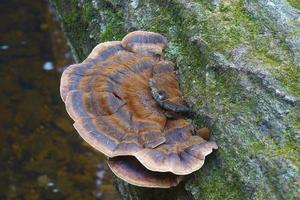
[149, 61, 193, 115]
[108, 156, 184, 188]
[60, 31, 217, 187]
[121, 31, 167, 59]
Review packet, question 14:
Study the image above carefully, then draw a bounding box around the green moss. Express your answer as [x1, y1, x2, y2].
[249, 139, 298, 161]
[52, 0, 128, 60]
[191, 1, 258, 55]
[52, 0, 94, 59]
[290, 106, 300, 130]
[195, 0, 300, 97]
[98, 10, 125, 42]
[192, 166, 244, 199]
[288, 0, 300, 9]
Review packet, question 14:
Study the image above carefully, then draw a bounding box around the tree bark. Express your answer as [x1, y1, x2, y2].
[49, 0, 300, 199]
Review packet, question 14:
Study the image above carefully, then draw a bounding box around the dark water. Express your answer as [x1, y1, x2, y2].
[0, 0, 119, 199]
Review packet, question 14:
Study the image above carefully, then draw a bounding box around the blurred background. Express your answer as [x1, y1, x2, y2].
[0, 0, 119, 199]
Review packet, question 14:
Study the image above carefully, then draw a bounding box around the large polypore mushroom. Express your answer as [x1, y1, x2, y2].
[60, 31, 218, 188]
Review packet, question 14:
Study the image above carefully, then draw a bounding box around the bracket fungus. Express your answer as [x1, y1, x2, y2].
[60, 31, 218, 188]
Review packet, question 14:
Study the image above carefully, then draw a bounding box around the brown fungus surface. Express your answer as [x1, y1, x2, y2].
[108, 156, 184, 188]
[60, 31, 218, 188]
[149, 61, 193, 116]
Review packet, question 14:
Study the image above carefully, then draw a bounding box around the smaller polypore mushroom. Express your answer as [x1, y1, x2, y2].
[149, 61, 193, 117]
[60, 31, 217, 188]
[108, 156, 184, 188]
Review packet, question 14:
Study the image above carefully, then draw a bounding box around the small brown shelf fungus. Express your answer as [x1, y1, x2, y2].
[60, 31, 218, 188]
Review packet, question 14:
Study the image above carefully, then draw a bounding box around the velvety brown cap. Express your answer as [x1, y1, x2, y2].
[149, 61, 192, 115]
[60, 31, 218, 186]
[108, 156, 184, 188]
[63, 55, 167, 157]
[121, 31, 167, 59]
[134, 119, 218, 175]
[60, 41, 128, 102]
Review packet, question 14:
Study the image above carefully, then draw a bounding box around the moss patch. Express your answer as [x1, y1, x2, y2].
[288, 0, 300, 9]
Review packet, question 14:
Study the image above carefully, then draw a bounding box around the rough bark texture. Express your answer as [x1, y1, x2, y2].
[48, 0, 300, 199]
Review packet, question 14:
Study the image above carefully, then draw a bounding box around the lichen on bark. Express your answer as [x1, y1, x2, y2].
[48, 0, 300, 199]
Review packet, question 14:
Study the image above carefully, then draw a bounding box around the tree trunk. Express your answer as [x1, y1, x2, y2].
[48, 0, 300, 199]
